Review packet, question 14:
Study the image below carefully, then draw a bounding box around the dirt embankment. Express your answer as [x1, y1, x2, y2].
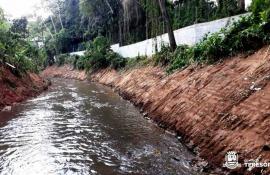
[42, 47, 270, 174]
[42, 65, 87, 81]
[0, 65, 50, 111]
[89, 47, 270, 174]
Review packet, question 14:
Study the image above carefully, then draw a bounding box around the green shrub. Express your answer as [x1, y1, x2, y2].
[167, 45, 192, 73]
[153, 45, 173, 66]
[125, 55, 150, 69]
[125, 57, 139, 69]
[82, 36, 128, 71]
[251, 0, 270, 20]
[72, 55, 79, 69]
[92, 36, 110, 53]
[193, 32, 227, 62]
[166, 10, 270, 73]
[107, 51, 127, 70]
[55, 54, 68, 66]
[0, 14, 44, 73]
[88, 51, 109, 70]
[53, 35, 127, 71]
[76, 56, 87, 70]
[82, 36, 110, 71]
[55, 53, 83, 69]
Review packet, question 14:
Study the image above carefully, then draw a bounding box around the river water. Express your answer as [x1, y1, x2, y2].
[0, 79, 199, 175]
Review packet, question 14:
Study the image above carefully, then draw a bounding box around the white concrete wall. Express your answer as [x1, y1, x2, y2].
[71, 13, 249, 58]
[70, 51, 85, 56]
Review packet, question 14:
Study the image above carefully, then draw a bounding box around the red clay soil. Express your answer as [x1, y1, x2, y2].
[0, 65, 49, 111]
[41, 65, 87, 81]
[41, 47, 270, 174]
[89, 47, 270, 174]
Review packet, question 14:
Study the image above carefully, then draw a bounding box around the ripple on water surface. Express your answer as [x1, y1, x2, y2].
[0, 79, 199, 175]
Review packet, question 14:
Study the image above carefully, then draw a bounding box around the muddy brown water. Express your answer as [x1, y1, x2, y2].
[0, 79, 199, 175]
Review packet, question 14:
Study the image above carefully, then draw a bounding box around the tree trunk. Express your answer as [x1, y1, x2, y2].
[49, 15, 57, 34]
[41, 19, 54, 39]
[145, 14, 149, 39]
[104, 0, 114, 14]
[57, 2, 64, 30]
[158, 0, 177, 51]
[119, 19, 123, 46]
[238, 0, 245, 12]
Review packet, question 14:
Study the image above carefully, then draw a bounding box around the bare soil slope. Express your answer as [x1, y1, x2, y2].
[42, 65, 87, 81]
[0, 65, 49, 111]
[89, 47, 270, 174]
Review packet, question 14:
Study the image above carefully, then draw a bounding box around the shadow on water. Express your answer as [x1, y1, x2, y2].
[0, 79, 200, 175]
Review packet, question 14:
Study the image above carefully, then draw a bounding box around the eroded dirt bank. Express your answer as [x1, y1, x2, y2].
[42, 65, 87, 81]
[42, 47, 270, 174]
[0, 65, 49, 111]
[90, 47, 270, 174]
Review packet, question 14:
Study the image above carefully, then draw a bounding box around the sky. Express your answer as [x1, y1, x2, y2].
[0, 0, 49, 19]
[0, 0, 252, 20]
[245, 0, 252, 7]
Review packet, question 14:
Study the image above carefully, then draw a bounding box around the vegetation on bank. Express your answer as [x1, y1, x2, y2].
[29, 0, 247, 65]
[55, 0, 270, 74]
[0, 11, 46, 73]
[157, 0, 270, 73]
[56, 36, 126, 71]
[0, 0, 268, 75]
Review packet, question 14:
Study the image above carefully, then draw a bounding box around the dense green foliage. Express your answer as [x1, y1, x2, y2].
[128, 0, 243, 44]
[21, 0, 247, 71]
[124, 55, 150, 69]
[155, 1, 270, 73]
[55, 53, 79, 67]
[164, 49, 192, 72]
[0, 11, 46, 73]
[50, 0, 269, 74]
[1, 0, 265, 75]
[40, 0, 246, 59]
[69, 36, 126, 71]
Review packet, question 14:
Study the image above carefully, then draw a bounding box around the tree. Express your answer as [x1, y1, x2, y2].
[45, 0, 65, 30]
[55, 0, 64, 30]
[158, 0, 176, 50]
[64, 0, 80, 28]
[216, 0, 239, 17]
[238, 0, 245, 12]
[237, 0, 245, 11]
[80, 0, 122, 42]
[11, 17, 29, 38]
[0, 8, 4, 22]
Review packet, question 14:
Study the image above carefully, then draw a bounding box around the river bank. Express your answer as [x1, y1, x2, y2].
[42, 46, 270, 174]
[42, 65, 87, 81]
[0, 65, 50, 112]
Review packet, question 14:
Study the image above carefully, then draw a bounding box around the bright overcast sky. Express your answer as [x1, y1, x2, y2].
[0, 0, 252, 19]
[0, 0, 49, 19]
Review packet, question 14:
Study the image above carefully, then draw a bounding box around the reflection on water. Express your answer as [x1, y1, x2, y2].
[0, 79, 198, 175]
